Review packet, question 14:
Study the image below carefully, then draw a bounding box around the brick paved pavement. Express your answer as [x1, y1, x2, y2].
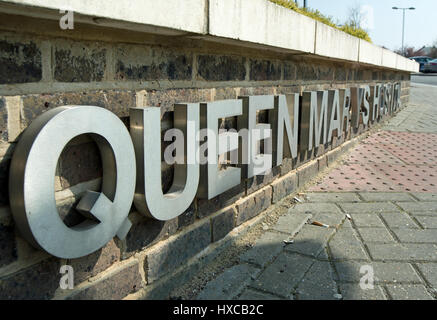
[195, 84, 437, 300]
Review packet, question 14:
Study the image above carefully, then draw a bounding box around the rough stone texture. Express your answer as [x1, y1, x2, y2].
[359, 192, 415, 202]
[349, 214, 386, 228]
[67, 261, 142, 300]
[58, 141, 102, 189]
[397, 202, 437, 213]
[284, 225, 335, 258]
[283, 61, 296, 80]
[196, 264, 260, 300]
[411, 193, 437, 202]
[272, 212, 311, 235]
[391, 229, 437, 243]
[328, 228, 369, 261]
[357, 227, 396, 243]
[145, 220, 211, 283]
[334, 261, 421, 284]
[124, 215, 179, 257]
[197, 183, 244, 219]
[338, 283, 387, 300]
[240, 231, 286, 268]
[385, 284, 434, 300]
[297, 161, 319, 187]
[338, 202, 400, 214]
[235, 187, 272, 226]
[380, 212, 419, 229]
[0, 258, 60, 300]
[238, 288, 281, 300]
[21, 90, 136, 124]
[197, 54, 246, 81]
[250, 252, 314, 298]
[0, 38, 41, 84]
[416, 263, 437, 287]
[366, 243, 437, 261]
[68, 239, 121, 285]
[211, 207, 236, 242]
[415, 216, 437, 229]
[304, 192, 361, 203]
[249, 59, 281, 81]
[271, 172, 298, 203]
[115, 45, 192, 81]
[54, 41, 106, 82]
[290, 202, 342, 214]
[296, 261, 338, 300]
[0, 225, 17, 268]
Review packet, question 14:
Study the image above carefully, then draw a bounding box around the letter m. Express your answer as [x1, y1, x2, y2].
[300, 91, 328, 152]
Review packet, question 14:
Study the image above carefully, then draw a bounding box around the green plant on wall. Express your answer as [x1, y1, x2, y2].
[270, 0, 372, 42]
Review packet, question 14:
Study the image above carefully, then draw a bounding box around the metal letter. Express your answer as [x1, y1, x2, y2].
[238, 96, 274, 179]
[197, 100, 242, 199]
[328, 90, 342, 142]
[9, 106, 136, 259]
[300, 91, 328, 152]
[130, 104, 200, 220]
[269, 94, 299, 166]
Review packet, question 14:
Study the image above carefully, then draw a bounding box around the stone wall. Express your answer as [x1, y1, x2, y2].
[0, 16, 411, 299]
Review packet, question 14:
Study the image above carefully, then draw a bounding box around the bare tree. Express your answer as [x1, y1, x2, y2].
[346, 3, 363, 28]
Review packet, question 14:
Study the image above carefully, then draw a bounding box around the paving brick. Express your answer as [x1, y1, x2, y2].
[196, 264, 260, 300]
[350, 214, 385, 228]
[338, 283, 387, 300]
[67, 261, 142, 300]
[380, 212, 420, 229]
[236, 187, 272, 226]
[328, 228, 369, 261]
[145, 220, 211, 283]
[198, 183, 244, 219]
[358, 228, 395, 243]
[334, 261, 421, 284]
[311, 212, 345, 227]
[238, 288, 281, 300]
[240, 231, 286, 268]
[284, 225, 335, 258]
[250, 252, 314, 298]
[271, 212, 311, 235]
[416, 263, 437, 287]
[385, 284, 434, 300]
[211, 207, 236, 242]
[304, 192, 361, 203]
[69, 239, 121, 284]
[289, 202, 342, 214]
[391, 229, 437, 244]
[338, 202, 400, 214]
[295, 261, 338, 300]
[415, 216, 437, 229]
[271, 172, 298, 204]
[411, 193, 437, 202]
[397, 202, 437, 212]
[359, 192, 415, 202]
[366, 243, 437, 261]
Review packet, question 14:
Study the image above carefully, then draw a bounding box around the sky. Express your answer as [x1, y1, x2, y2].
[294, 0, 437, 51]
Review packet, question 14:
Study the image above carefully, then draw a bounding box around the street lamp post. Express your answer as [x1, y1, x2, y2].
[392, 7, 415, 56]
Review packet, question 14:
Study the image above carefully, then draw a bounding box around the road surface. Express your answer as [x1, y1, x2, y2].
[412, 74, 437, 87]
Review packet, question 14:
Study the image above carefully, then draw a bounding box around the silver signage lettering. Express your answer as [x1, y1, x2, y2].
[197, 100, 242, 199]
[130, 104, 200, 221]
[9, 106, 136, 259]
[328, 90, 342, 142]
[300, 90, 328, 152]
[269, 94, 299, 166]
